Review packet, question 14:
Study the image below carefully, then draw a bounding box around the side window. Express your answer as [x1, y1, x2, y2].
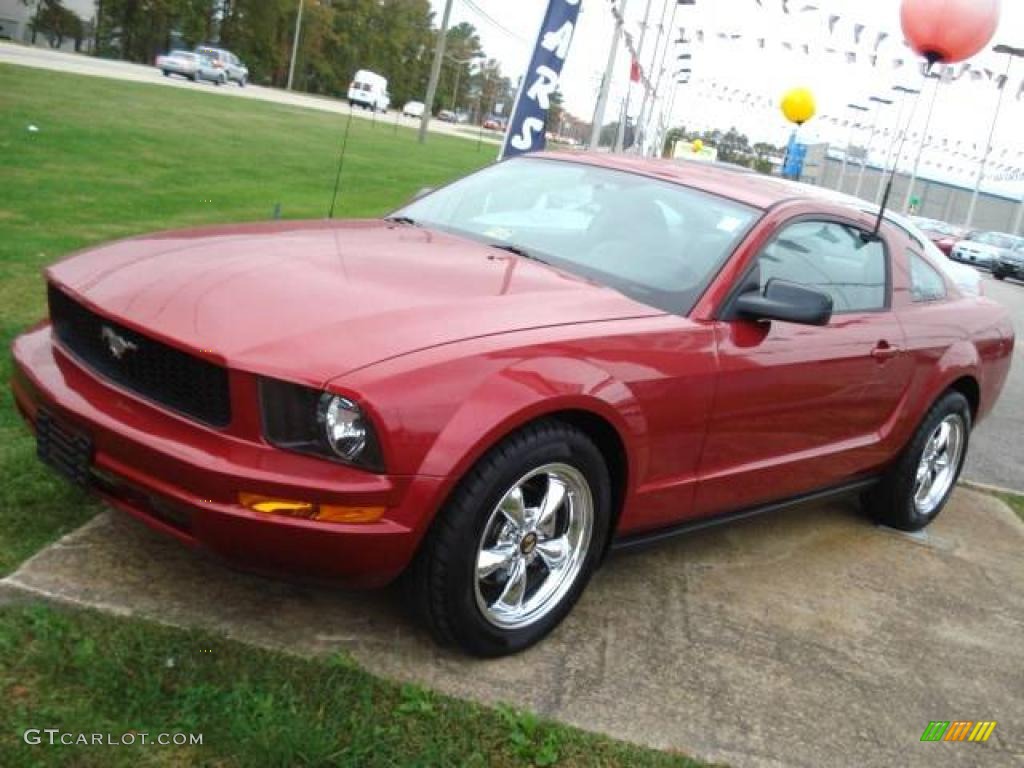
[909, 251, 947, 302]
[757, 220, 887, 313]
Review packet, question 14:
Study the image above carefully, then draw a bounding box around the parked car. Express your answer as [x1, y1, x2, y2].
[436, 109, 458, 122]
[910, 216, 967, 256]
[12, 153, 1014, 657]
[156, 50, 226, 85]
[347, 70, 389, 112]
[950, 230, 1021, 269]
[482, 118, 502, 131]
[195, 46, 248, 86]
[992, 242, 1024, 283]
[402, 101, 425, 119]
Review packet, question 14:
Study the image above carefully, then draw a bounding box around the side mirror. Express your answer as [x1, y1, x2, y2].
[734, 279, 833, 326]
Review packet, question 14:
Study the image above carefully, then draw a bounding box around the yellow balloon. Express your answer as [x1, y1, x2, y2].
[781, 87, 816, 125]
[692, 139, 704, 153]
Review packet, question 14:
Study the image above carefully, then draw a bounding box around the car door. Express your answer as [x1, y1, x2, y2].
[694, 216, 914, 516]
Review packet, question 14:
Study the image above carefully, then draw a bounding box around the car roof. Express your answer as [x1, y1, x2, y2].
[534, 150, 878, 213]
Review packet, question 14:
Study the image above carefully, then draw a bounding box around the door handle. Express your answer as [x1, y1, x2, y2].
[871, 341, 902, 361]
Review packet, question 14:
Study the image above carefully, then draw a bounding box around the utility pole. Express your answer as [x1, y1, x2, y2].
[590, 0, 630, 150]
[420, 0, 455, 144]
[286, 0, 305, 91]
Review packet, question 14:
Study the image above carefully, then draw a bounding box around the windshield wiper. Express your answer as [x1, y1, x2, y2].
[384, 215, 420, 226]
[489, 243, 549, 265]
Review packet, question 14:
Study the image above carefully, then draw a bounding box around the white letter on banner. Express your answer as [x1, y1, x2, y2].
[510, 117, 545, 151]
[541, 21, 575, 60]
[526, 66, 559, 110]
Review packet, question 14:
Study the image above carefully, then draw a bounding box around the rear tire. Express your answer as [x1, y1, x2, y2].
[993, 271, 1006, 280]
[162, 70, 170, 77]
[404, 420, 611, 657]
[867, 391, 971, 531]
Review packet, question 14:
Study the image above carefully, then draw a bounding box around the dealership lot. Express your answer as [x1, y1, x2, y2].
[963, 274, 1024, 491]
[1, 49, 1022, 766]
[4, 485, 1020, 767]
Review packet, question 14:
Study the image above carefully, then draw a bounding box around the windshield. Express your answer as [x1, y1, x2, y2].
[969, 231, 1016, 248]
[394, 157, 759, 313]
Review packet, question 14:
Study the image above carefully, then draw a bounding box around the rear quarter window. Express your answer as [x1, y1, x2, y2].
[909, 251, 947, 302]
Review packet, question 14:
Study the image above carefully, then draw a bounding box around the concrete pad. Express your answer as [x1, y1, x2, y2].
[3, 487, 1022, 767]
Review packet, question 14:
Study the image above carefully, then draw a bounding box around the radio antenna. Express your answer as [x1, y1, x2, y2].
[872, 57, 935, 236]
[328, 107, 355, 219]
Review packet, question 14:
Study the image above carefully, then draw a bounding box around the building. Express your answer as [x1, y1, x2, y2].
[0, 0, 98, 53]
[799, 143, 1023, 234]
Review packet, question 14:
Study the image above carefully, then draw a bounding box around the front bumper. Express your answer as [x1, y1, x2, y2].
[994, 260, 1024, 278]
[11, 326, 442, 587]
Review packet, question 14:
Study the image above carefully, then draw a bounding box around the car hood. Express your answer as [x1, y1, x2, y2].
[47, 219, 661, 385]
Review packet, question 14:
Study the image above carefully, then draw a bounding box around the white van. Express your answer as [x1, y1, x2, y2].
[347, 70, 390, 112]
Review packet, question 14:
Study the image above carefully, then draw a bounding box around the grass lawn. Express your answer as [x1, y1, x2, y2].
[0, 66, 707, 767]
[994, 491, 1024, 522]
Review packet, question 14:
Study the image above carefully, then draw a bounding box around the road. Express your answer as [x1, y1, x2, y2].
[0, 42, 503, 147]
[2, 41, 1021, 489]
[963, 273, 1024, 491]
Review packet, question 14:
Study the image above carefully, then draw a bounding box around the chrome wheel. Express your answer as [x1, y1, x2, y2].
[474, 463, 593, 629]
[913, 414, 965, 516]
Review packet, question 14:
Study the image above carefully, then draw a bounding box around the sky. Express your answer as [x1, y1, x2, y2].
[429, 0, 1024, 198]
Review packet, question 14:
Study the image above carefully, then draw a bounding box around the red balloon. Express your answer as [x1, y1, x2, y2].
[901, 0, 1001, 64]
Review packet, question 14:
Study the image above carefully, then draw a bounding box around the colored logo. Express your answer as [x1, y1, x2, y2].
[920, 721, 997, 742]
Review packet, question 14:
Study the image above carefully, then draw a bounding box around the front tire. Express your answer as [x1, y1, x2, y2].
[993, 270, 1006, 280]
[868, 391, 970, 531]
[405, 421, 611, 657]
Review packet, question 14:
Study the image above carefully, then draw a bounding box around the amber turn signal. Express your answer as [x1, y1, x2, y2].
[238, 493, 384, 524]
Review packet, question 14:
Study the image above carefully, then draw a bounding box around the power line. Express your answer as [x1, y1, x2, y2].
[458, 0, 531, 46]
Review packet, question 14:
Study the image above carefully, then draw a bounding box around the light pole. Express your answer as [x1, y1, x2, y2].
[875, 85, 919, 205]
[590, 0, 631, 150]
[641, 0, 694, 155]
[286, 0, 304, 91]
[447, 52, 484, 112]
[836, 103, 868, 193]
[615, 0, 656, 153]
[854, 96, 892, 199]
[965, 43, 1024, 228]
[419, 0, 454, 144]
[902, 71, 943, 214]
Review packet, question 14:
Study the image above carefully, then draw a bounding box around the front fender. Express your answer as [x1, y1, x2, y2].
[418, 354, 646, 492]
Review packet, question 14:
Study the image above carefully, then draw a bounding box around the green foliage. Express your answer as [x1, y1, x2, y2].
[663, 125, 784, 174]
[0, 603, 710, 767]
[89, 0, 510, 110]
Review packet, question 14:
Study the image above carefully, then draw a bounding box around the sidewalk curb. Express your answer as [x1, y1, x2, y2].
[959, 478, 1024, 499]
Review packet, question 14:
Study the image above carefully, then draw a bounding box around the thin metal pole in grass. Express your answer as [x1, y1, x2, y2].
[328, 107, 355, 219]
[394, 108, 400, 136]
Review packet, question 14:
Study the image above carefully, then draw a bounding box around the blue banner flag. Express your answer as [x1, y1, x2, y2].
[499, 0, 582, 160]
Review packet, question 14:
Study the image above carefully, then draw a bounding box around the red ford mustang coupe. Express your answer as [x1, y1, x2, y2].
[11, 153, 1014, 656]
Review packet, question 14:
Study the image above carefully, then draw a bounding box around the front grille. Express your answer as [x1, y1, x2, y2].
[48, 285, 231, 427]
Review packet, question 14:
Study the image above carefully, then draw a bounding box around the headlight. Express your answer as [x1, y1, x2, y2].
[318, 394, 370, 462]
[259, 377, 384, 472]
